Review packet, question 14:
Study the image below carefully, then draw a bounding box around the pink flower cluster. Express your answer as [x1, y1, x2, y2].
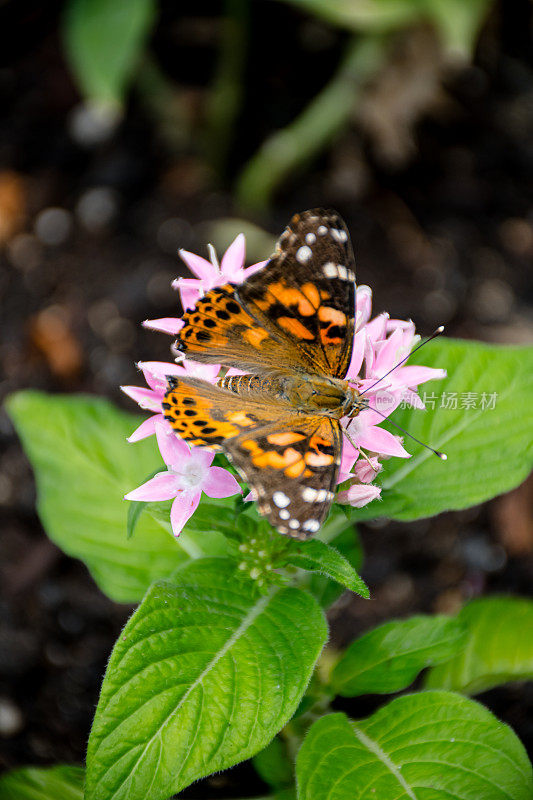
[123, 236, 445, 536]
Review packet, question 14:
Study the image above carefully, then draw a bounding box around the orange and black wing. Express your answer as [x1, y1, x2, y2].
[172, 282, 303, 375]
[173, 209, 356, 379]
[163, 376, 341, 537]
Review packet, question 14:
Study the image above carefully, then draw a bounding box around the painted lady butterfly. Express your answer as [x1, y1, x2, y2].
[162, 209, 366, 539]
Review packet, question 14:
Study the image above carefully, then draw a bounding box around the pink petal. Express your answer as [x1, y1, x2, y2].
[121, 385, 162, 413]
[374, 327, 405, 374]
[182, 361, 220, 382]
[386, 318, 415, 334]
[180, 285, 202, 311]
[356, 425, 410, 458]
[365, 313, 389, 344]
[221, 234, 245, 277]
[364, 333, 375, 377]
[357, 378, 393, 398]
[155, 419, 190, 466]
[402, 389, 425, 409]
[143, 318, 183, 335]
[170, 491, 201, 537]
[366, 390, 402, 422]
[394, 365, 447, 386]
[172, 278, 203, 311]
[127, 414, 159, 442]
[345, 329, 366, 381]
[242, 260, 268, 280]
[356, 285, 372, 330]
[189, 448, 215, 471]
[337, 471, 355, 485]
[353, 456, 382, 483]
[337, 482, 381, 507]
[340, 437, 359, 475]
[125, 472, 178, 502]
[179, 250, 215, 281]
[139, 360, 184, 392]
[202, 466, 241, 498]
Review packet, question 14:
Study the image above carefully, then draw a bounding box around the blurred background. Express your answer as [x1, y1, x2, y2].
[1, 0, 532, 794]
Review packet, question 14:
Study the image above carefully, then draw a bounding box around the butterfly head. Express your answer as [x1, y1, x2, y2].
[344, 385, 367, 418]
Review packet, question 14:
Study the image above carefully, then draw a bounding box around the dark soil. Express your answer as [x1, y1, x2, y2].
[1, 1, 532, 796]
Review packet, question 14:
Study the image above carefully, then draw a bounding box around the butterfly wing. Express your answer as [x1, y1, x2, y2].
[226, 415, 341, 538]
[163, 376, 341, 537]
[163, 375, 290, 449]
[173, 209, 356, 379]
[237, 208, 356, 379]
[173, 283, 306, 375]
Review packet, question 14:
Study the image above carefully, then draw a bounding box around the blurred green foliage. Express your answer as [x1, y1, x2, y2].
[60, 0, 495, 208]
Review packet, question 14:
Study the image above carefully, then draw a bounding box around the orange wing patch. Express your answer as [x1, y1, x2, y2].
[240, 437, 312, 479]
[278, 317, 315, 339]
[318, 306, 347, 346]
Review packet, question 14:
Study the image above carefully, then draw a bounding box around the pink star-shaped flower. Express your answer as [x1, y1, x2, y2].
[125, 420, 241, 537]
[142, 235, 267, 334]
[173, 234, 268, 311]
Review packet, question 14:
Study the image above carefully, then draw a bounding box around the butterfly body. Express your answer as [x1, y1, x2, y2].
[163, 209, 362, 538]
[218, 372, 363, 417]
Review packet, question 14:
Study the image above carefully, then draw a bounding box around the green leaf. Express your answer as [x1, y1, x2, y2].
[300, 508, 364, 608]
[425, 596, 533, 694]
[126, 499, 147, 539]
[62, 0, 156, 106]
[297, 692, 533, 799]
[86, 557, 327, 800]
[5, 391, 207, 603]
[126, 468, 161, 539]
[253, 736, 294, 790]
[352, 339, 533, 522]
[278, 538, 368, 598]
[331, 614, 467, 696]
[0, 765, 84, 799]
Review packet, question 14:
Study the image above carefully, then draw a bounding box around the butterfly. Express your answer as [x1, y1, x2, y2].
[162, 209, 367, 539]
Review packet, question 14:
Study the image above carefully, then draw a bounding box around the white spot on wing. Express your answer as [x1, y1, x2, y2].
[273, 491, 291, 508]
[279, 509, 290, 520]
[305, 232, 316, 245]
[337, 265, 348, 280]
[317, 225, 328, 236]
[302, 487, 318, 502]
[322, 262, 338, 278]
[331, 228, 348, 243]
[296, 245, 312, 264]
[289, 519, 300, 529]
[302, 519, 320, 533]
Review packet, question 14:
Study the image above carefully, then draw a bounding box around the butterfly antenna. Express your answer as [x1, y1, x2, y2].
[359, 326, 444, 397]
[360, 402, 447, 460]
